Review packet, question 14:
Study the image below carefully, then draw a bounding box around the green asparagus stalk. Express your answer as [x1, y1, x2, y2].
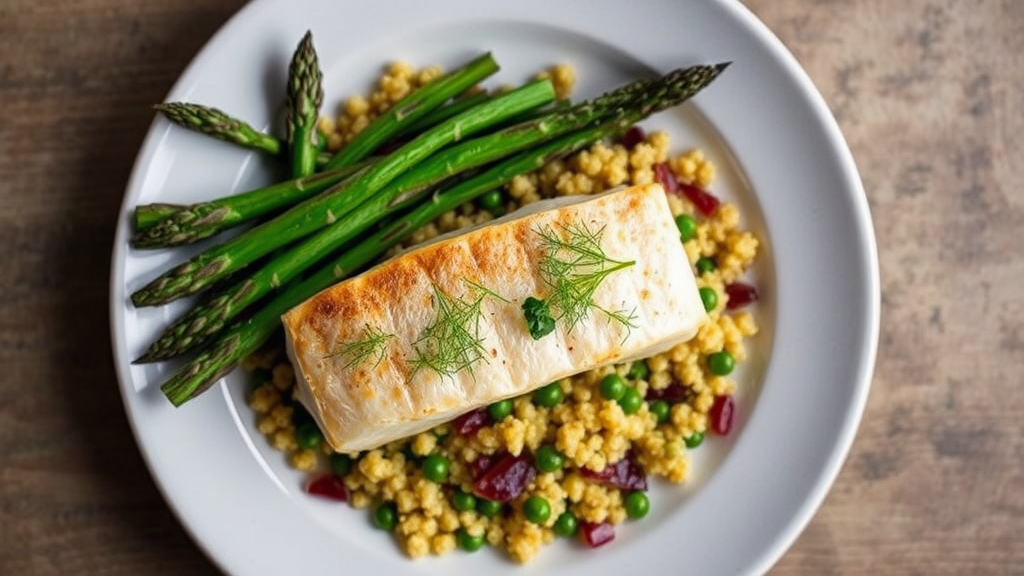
[137, 63, 730, 361]
[322, 53, 499, 171]
[159, 122, 615, 405]
[286, 31, 323, 178]
[132, 94, 513, 247]
[153, 102, 282, 156]
[391, 91, 491, 140]
[130, 159, 374, 249]
[131, 79, 555, 307]
[131, 66, 685, 249]
[140, 53, 497, 233]
[135, 203, 187, 232]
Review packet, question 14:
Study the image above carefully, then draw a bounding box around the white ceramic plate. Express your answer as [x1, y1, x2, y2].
[110, 1, 878, 574]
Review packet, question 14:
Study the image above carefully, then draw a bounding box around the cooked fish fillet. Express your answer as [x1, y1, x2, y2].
[282, 183, 707, 452]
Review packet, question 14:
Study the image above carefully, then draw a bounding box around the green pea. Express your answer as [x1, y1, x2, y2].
[534, 445, 565, 473]
[477, 498, 502, 518]
[523, 496, 551, 524]
[624, 491, 650, 519]
[627, 361, 650, 381]
[329, 453, 354, 476]
[452, 490, 476, 512]
[649, 400, 670, 424]
[675, 214, 698, 242]
[599, 373, 627, 401]
[421, 454, 450, 483]
[533, 382, 564, 408]
[456, 528, 485, 552]
[696, 256, 717, 275]
[553, 511, 579, 537]
[618, 387, 643, 415]
[477, 190, 506, 214]
[295, 422, 323, 450]
[373, 502, 397, 531]
[488, 399, 514, 421]
[685, 431, 705, 449]
[708, 351, 735, 376]
[699, 286, 718, 312]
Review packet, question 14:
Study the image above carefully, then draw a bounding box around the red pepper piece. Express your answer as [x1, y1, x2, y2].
[306, 475, 348, 501]
[653, 162, 679, 195]
[581, 521, 615, 548]
[725, 282, 759, 309]
[579, 455, 648, 491]
[709, 395, 735, 436]
[680, 182, 720, 216]
[469, 451, 506, 479]
[453, 407, 490, 436]
[473, 453, 536, 502]
[644, 383, 687, 403]
[621, 126, 646, 149]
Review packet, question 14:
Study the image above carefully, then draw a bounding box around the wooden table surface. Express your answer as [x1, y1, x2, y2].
[1, 1, 1021, 574]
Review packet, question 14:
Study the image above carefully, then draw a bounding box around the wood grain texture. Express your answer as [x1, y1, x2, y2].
[0, 0, 1020, 574]
[742, 1, 1024, 574]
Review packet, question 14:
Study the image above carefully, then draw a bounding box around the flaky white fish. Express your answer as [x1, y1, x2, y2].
[282, 183, 706, 452]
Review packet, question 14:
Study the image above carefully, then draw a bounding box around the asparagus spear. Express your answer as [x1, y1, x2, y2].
[134, 203, 187, 232]
[131, 66, 697, 249]
[134, 87, 597, 249]
[286, 31, 324, 178]
[131, 79, 555, 306]
[322, 53, 499, 171]
[159, 122, 616, 405]
[130, 159, 374, 249]
[390, 91, 491, 141]
[132, 95, 516, 248]
[140, 54, 497, 230]
[153, 102, 282, 156]
[137, 63, 730, 361]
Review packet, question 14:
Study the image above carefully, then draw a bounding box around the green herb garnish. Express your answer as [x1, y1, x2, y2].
[522, 296, 556, 340]
[525, 220, 638, 339]
[324, 323, 394, 368]
[410, 280, 508, 379]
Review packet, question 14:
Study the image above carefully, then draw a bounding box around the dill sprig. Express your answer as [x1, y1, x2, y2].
[410, 279, 508, 379]
[324, 323, 394, 369]
[529, 220, 639, 339]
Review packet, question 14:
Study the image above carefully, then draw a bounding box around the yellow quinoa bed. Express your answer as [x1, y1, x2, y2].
[244, 62, 759, 563]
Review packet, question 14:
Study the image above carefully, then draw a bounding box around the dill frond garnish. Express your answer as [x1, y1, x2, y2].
[410, 279, 508, 379]
[324, 323, 394, 369]
[527, 220, 639, 339]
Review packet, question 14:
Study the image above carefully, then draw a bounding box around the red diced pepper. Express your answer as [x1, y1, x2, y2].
[680, 182, 720, 216]
[306, 475, 348, 501]
[473, 453, 536, 502]
[725, 282, 759, 309]
[653, 162, 679, 195]
[709, 395, 735, 436]
[581, 521, 615, 548]
[621, 126, 645, 149]
[579, 455, 647, 491]
[469, 451, 506, 479]
[644, 383, 687, 403]
[453, 407, 490, 436]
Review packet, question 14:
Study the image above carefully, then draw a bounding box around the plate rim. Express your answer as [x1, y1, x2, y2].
[109, 1, 879, 574]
